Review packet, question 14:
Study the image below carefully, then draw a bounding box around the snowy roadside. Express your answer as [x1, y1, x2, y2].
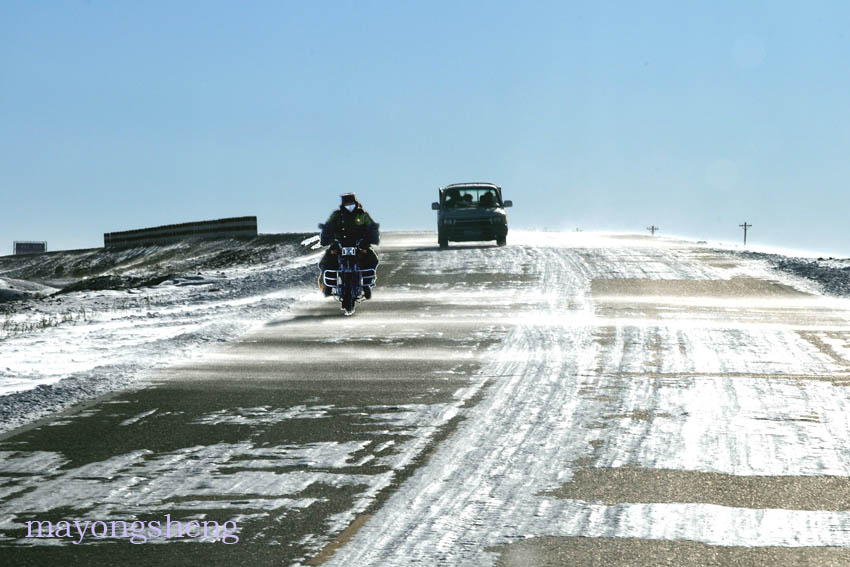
[0, 237, 322, 435]
[606, 233, 850, 299]
[729, 251, 850, 298]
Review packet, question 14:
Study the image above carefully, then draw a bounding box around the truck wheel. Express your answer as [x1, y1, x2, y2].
[497, 236, 507, 247]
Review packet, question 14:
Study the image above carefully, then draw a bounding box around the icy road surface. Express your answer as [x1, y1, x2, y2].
[3, 231, 850, 566]
[326, 233, 850, 566]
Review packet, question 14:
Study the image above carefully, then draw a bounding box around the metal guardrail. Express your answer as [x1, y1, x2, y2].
[103, 216, 258, 248]
[13, 241, 47, 255]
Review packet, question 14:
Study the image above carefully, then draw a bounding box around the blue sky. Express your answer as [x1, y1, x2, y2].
[2, 1, 849, 254]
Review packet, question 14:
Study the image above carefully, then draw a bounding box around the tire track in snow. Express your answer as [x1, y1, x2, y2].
[325, 246, 599, 565]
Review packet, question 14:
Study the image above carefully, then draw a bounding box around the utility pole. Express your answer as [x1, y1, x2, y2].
[739, 222, 752, 245]
[647, 225, 659, 236]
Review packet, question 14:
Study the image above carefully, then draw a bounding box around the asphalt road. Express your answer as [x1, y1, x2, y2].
[4, 232, 850, 566]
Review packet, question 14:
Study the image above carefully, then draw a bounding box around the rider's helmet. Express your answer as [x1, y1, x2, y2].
[341, 193, 358, 213]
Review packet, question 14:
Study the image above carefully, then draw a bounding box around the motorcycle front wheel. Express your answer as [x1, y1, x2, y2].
[341, 272, 357, 315]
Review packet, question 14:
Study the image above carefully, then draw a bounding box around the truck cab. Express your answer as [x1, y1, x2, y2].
[431, 183, 513, 248]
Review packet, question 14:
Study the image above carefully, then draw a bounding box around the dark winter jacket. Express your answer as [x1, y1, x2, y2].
[320, 205, 380, 247]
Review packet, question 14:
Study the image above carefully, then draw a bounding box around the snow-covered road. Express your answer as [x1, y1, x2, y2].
[327, 233, 850, 566]
[3, 232, 850, 566]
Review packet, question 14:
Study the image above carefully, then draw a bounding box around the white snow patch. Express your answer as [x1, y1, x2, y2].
[192, 405, 333, 425]
[119, 409, 158, 426]
[0, 240, 317, 433]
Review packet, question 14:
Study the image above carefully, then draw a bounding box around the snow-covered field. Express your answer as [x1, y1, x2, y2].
[0, 235, 320, 434]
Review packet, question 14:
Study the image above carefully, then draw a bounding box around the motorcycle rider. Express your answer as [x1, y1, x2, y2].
[319, 193, 380, 298]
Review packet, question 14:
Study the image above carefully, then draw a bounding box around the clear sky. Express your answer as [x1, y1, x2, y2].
[2, 1, 849, 255]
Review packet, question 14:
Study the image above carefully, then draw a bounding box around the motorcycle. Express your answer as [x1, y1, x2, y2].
[318, 224, 377, 316]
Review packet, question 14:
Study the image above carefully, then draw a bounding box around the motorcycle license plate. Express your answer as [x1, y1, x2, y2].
[341, 247, 357, 256]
